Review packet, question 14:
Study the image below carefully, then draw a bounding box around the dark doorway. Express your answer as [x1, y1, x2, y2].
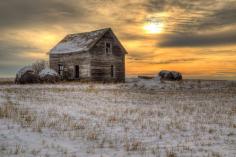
[75, 65, 80, 79]
[111, 65, 114, 78]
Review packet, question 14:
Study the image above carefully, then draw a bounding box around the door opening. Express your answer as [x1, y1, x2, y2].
[75, 65, 80, 79]
[111, 65, 114, 78]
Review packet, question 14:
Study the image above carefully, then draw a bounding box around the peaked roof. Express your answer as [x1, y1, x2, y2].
[50, 28, 127, 55]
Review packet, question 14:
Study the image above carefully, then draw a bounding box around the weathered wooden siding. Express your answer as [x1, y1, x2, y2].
[90, 31, 125, 82]
[50, 52, 91, 80]
[49, 29, 126, 82]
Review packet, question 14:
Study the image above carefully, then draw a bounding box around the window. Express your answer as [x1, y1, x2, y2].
[58, 64, 64, 76]
[111, 65, 114, 78]
[105, 42, 112, 54]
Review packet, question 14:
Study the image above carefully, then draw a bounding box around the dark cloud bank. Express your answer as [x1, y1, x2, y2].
[0, 0, 236, 78]
[159, 30, 236, 47]
[0, 0, 86, 29]
[146, 0, 236, 47]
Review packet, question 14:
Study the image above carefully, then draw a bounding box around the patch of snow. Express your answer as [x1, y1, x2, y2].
[16, 66, 34, 78]
[50, 28, 109, 54]
[39, 68, 58, 77]
[135, 78, 161, 89]
[0, 80, 236, 156]
[125, 77, 236, 91]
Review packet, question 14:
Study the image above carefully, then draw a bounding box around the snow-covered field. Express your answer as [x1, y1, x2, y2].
[0, 79, 236, 157]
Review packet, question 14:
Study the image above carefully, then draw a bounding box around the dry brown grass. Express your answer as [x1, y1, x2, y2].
[87, 131, 98, 141]
[124, 139, 145, 152]
[0, 80, 235, 156]
[0, 98, 88, 135]
[0, 100, 37, 129]
[0, 78, 14, 85]
[166, 151, 177, 157]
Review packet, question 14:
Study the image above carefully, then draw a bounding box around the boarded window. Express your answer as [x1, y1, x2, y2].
[105, 42, 112, 54]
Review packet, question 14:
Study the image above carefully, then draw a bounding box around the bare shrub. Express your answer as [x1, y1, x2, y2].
[31, 60, 48, 75]
[15, 66, 40, 84]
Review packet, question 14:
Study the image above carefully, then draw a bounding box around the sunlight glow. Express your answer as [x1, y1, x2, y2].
[143, 22, 164, 34]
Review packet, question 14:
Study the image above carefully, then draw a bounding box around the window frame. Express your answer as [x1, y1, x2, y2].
[58, 64, 64, 76]
[105, 41, 112, 54]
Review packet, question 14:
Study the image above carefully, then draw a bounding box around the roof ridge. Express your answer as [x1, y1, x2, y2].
[67, 28, 111, 37]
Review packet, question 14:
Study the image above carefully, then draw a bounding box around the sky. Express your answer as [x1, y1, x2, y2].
[0, 0, 236, 80]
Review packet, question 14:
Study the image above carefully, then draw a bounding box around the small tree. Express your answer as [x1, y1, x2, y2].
[31, 60, 48, 74]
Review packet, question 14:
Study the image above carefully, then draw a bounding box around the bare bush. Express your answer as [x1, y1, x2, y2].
[31, 60, 48, 75]
[15, 66, 40, 84]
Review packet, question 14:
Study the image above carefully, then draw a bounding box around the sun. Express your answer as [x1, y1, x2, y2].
[143, 22, 164, 34]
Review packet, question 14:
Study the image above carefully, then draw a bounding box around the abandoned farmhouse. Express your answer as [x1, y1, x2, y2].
[49, 28, 127, 82]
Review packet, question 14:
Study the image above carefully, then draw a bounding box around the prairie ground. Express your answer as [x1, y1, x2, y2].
[0, 79, 235, 157]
